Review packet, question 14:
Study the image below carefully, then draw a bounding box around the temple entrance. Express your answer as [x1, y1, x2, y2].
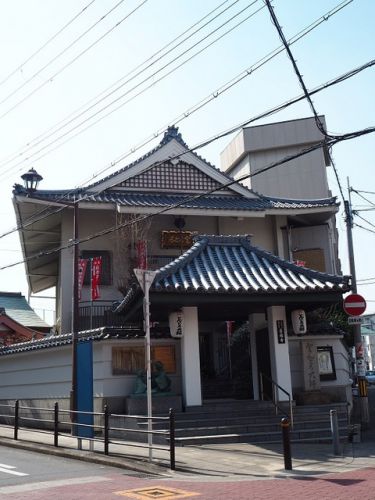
[199, 322, 253, 400]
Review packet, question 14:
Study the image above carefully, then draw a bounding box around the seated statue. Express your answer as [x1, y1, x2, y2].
[152, 361, 171, 393]
[132, 369, 147, 394]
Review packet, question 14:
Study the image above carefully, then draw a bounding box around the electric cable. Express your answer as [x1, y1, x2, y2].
[0, 0, 354, 185]
[0, 0, 97, 88]
[2, 57, 373, 242]
[2, 123, 374, 271]
[0, 0, 150, 120]
[0, 0, 238, 170]
[0, 0, 263, 179]
[264, 0, 350, 204]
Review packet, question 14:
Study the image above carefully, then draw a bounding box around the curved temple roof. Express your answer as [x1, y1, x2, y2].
[115, 235, 351, 313]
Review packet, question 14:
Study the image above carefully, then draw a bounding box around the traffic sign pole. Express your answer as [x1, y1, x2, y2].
[345, 180, 369, 425]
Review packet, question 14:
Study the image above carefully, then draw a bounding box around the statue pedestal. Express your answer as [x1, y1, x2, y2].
[125, 393, 182, 415]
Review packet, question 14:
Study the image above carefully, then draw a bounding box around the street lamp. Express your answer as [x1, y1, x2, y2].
[21, 168, 43, 192]
[21, 169, 80, 430]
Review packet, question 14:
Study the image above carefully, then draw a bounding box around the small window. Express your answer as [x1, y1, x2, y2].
[81, 250, 112, 286]
[112, 345, 176, 375]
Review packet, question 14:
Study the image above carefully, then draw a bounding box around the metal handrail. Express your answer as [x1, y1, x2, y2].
[259, 372, 294, 429]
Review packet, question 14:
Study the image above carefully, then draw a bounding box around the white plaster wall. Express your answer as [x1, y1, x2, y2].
[218, 216, 275, 253]
[290, 224, 333, 273]
[0, 339, 181, 401]
[248, 147, 329, 199]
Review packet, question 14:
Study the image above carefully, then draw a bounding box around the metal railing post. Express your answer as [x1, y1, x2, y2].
[54, 402, 59, 447]
[14, 400, 19, 440]
[104, 405, 109, 455]
[273, 384, 278, 415]
[169, 408, 175, 471]
[281, 417, 292, 470]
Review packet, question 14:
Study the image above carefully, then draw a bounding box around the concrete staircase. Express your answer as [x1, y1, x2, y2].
[139, 400, 349, 446]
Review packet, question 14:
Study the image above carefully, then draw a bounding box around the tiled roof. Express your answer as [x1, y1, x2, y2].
[152, 235, 350, 294]
[22, 190, 338, 212]
[85, 125, 218, 190]
[0, 292, 50, 328]
[0, 326, 142, 356]
[115, 235, 350, 313]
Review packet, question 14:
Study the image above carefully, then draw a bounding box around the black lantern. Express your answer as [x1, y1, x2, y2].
[21, 168, 43, 192]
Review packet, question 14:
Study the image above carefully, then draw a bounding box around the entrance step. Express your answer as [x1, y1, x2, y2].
[138, 401, 349, 446]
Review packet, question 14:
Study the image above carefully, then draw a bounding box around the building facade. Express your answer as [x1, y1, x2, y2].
[9, 118, 352, 410]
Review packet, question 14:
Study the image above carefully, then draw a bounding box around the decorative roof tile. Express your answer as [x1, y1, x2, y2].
[24, 190, 338, 212]
[0, 326, 142, 356]
[115, 235, 350, 313]
[152, 235, 350, 294]
[0, 292, 50, 329]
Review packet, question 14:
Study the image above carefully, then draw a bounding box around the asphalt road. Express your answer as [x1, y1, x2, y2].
[0, 445, 374, 500]
[0, 445, 138, 495]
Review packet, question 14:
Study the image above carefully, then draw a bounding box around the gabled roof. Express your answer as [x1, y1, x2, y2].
[0, 311, 45, 345]
[0, 326, 142, 356]
[0, 292, 50, 329]
[29, 190, 337, 212]
[115, 235, 351, 313]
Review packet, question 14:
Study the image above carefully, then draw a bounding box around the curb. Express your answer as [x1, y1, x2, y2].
[0, 437, 171, 477]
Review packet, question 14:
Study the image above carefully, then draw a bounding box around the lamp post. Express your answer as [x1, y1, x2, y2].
[21, 169, 80, 429]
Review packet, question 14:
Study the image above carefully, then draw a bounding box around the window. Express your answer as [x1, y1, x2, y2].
[81, 250, 112, 286]
[292, 248, 326, 272]
[112, 345, 176, 375]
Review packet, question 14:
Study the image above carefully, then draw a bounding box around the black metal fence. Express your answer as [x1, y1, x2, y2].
[0, 401, 175, 470]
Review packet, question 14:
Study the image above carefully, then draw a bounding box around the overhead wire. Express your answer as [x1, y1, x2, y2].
[264, 0, 350, 203]
[2, 123, 374, 271]
[2, 56, 373, 242]
[0, 0, 152, 121]
[0, 0, 263, 179]
[0, 0, 237, 170]
[0, 0, 353, 185]
[0, 0, 97, 88]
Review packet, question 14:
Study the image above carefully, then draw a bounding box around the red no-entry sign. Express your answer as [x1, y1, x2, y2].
[343, 293, 367, 316]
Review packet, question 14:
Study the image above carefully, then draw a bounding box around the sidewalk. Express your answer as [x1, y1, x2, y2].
[0, 424, 375, 481]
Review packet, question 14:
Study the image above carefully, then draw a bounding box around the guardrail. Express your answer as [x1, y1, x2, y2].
[0, 401, 175, 470]
[259, 372, 294, 429]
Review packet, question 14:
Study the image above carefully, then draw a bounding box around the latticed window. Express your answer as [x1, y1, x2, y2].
[119, 161, 224, 191]
[112, 345, 176, 374]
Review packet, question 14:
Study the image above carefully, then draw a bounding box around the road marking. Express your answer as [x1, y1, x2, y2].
[0, 463, 28, 477]
[0, 475, 111, 494]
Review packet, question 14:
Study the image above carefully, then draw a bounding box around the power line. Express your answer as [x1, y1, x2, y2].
[355, 213, 375, 230]
[3, 123, 374, 271]
[2, 56, 373, 242]
[0, 0, 97, 88]
[354, 222, 375, 235]
[0, 0, 262, 180]
[0, 0, 152, 119]
[0, 0, 238, 171]
[0, 0, 353, 184]
[264, 0, 349, 204]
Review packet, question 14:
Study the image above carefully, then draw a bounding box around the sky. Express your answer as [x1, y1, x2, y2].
[0, 0, 373, 324]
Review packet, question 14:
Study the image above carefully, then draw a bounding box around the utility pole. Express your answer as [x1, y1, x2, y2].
[134, 268, 157, 462]
[345, 178, 369, 425]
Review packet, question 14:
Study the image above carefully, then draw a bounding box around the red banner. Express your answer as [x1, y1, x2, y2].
[78, 259, 88, 301]
[136, 240, 148, 270]
[91, 256, 102, 301]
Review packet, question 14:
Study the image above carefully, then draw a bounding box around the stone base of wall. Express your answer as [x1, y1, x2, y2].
[294, 387, 348, 405]
[125, 394, 182, 415]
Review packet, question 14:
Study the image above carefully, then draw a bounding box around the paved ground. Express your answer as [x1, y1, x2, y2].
[1, 423, 374, 478]
[0, 391, 374, 498]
